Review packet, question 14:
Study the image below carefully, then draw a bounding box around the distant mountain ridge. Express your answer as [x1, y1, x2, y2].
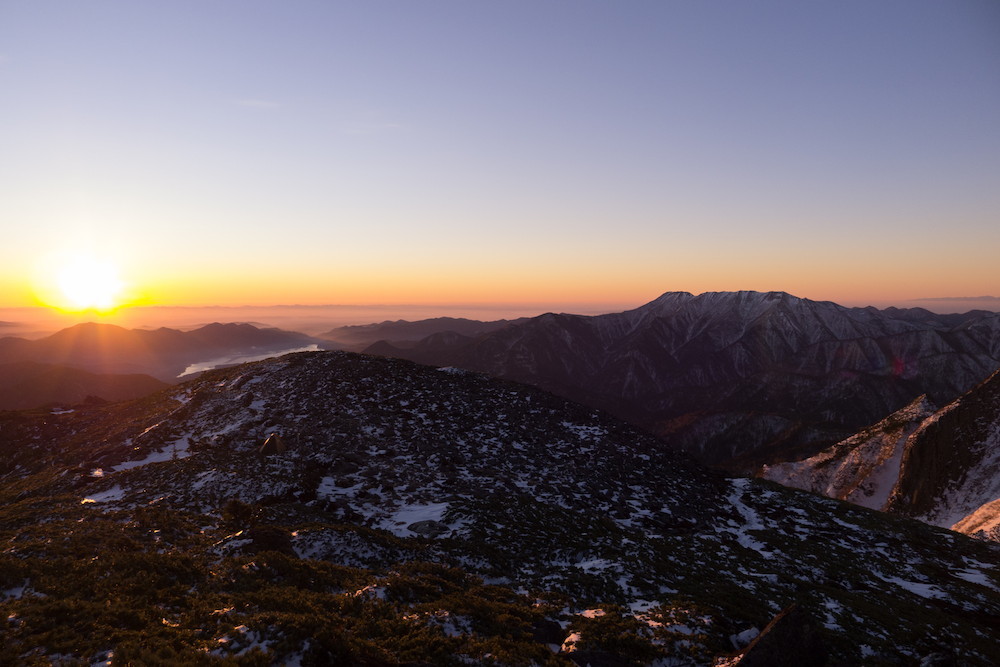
[0, 361, 170, 411]
[0, 321, 333, 382]
[364, 290, 1000, 468]
[320, 316, 528, 350]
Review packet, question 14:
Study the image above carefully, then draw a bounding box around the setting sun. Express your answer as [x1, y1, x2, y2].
[56, 255, 123, 311]
[33, 252, 127, 313]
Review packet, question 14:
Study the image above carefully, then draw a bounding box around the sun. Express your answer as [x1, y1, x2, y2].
[39, 253, 126, 313]
[57, 256, 124, 311]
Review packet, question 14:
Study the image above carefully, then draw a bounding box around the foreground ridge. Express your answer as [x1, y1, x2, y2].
[0, 351, 998, 665]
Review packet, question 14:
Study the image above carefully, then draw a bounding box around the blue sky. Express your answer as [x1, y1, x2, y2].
[1, 1, 998, 310]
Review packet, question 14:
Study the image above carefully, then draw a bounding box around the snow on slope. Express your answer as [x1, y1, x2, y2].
[953, 498, 1000, 542]
[761, 396, 936, 510]
[7, 350, 1000, 664]
[764, 370, 1000, 542]
[924, 412, 1000, 530]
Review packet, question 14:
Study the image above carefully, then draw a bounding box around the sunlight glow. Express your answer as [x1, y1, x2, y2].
[57, 256, 123, 311]
[34, 252, 127, 313]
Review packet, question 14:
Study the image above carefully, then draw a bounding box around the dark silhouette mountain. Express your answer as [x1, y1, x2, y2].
[1, 351, 997, 664]
[0, 321, 332, 381]
[321, 316, 528, 350]
[364, 291, 1000, 469]
[0, 361, 169, 411]
[763, 369, 1000, 541]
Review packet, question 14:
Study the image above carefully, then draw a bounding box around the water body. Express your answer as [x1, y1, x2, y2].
[178, 344, 321, 378]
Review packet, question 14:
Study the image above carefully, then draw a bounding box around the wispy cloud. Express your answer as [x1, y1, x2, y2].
[341, 120, 404, 136]
[234, 99, 280, 109]
[914, 296, 1000, 302]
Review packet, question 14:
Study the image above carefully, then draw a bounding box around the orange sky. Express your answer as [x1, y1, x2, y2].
[2, 2, 998, 315]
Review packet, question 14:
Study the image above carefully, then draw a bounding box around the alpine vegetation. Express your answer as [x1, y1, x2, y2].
[1, 351, 997, 665]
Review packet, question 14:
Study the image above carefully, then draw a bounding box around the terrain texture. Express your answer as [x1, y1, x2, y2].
[1, 351, 998, 665]
[764, 370, 1000, 542]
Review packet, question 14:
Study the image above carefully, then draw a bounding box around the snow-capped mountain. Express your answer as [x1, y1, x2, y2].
[365, 291, 1000, 469]
[763, 369, 1000, 542]
[2, 351, 998, 664]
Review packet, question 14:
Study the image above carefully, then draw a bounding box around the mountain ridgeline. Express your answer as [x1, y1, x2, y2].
[364, 291, 1000, 469]
[0, 321, 334, 394]
[321, 316, 530, 351]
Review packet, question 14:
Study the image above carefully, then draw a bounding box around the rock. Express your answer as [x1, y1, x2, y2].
[531, 618, 565, 645]
[736, 603, 826, 667]
[406, 520, 449, 538]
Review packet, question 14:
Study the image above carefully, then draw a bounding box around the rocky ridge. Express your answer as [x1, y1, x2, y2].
[763, 369, 1000, 542]
[1, 351, 998, 664]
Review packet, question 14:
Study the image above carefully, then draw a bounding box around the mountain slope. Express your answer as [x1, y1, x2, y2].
[760, 396, 937, 511]
[365, 291, 1000, 469]
[762, 370, 1000, 542]
[321, 316, 527, 350]
[0, 321, 331, 381]
[1, 351, 998, 665]
[0, 361, 169, 410]
[885, 370, 1000, 532]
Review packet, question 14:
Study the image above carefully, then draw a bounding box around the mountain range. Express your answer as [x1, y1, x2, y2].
[1, 351, 998, 665]
[0, 361, 170, 411]
[0, 322, 334, 409]
[363, 291, 1000, 470]
[321, 317, 529, 351]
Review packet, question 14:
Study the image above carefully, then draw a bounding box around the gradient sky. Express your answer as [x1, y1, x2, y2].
[1, 1, 998, 312]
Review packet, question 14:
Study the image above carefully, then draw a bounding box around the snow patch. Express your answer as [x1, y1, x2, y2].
[81, 485, 125, 504]
[113, 435, 194, 472]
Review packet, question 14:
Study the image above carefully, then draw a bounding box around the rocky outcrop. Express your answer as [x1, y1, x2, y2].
[763, 369, 1000, 540]
[886, 369, 1000, 529]
[735, 604, 826, 667]
[760, 396, 936, 510]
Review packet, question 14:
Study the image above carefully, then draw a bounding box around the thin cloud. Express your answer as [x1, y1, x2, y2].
[234, 99, 280, 109]
[914, 296, 1000, 302]
[341, 121, 404, 136]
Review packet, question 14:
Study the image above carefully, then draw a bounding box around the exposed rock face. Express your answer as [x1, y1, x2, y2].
[761, 396, 937, 510]
[952, 499, 1000, 541]
[258, 432, 287, 455]
[886, 369, 1000, 530]
[364, 291, 1000, 469]
[763, 370, 1000, 541]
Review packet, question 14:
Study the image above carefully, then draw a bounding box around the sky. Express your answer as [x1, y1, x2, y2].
[1, 0, 998, 315]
